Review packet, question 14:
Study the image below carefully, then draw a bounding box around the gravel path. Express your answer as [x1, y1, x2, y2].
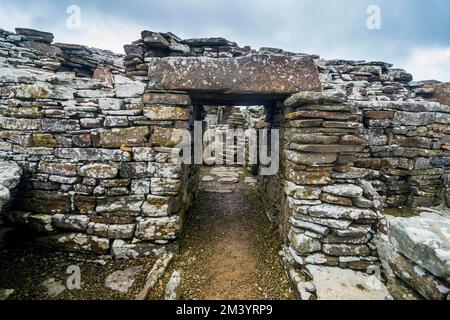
[150, 167, 295, 300]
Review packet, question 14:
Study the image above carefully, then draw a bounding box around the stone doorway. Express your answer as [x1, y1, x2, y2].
[155, 101, 295, 299]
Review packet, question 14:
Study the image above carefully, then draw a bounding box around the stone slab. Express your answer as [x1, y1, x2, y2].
[389, 216, 450, 278]
[305, 265, 389, 300]
[148, 54, 322, 95]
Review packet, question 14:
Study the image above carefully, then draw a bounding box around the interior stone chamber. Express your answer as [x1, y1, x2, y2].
[0, 28, 449, 273]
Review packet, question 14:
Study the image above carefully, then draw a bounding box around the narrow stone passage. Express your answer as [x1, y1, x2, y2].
[150, 167, 295, 300]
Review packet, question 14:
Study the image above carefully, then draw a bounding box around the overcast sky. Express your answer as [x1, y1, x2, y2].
[1, 0, 449, 81]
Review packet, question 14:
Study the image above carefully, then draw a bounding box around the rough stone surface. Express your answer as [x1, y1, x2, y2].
[305, 265, 389, 300]
[389, 216, 450, 278]
[148, 54, 322, 94]
[104, 266, 143, 293]
[0, 161, 22, 211]
[41, 278, 66, 298]
[389, 252, 449, 300]
[165, 270, 183, 300]
[0, 288, 15, 300]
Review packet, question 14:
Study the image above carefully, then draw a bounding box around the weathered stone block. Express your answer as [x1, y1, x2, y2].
[120, 162, 149, 179]
[144, 105, 191, 121]
[389, 253, 449, 300]
[15, 82, 74, 100]
[114, 76, 146, 98]
[389, 216, 450, 278]
[393, 112, 435, 126]
[49, 175, 80, 184]
[285, 183, 321, 200]
[287, 133, 340, 145]
[142, 30, 170, 48]
[293, 215, 352, 231]
[284, 91, 347, 107]
[41, 119, 80, 132]
[112, 239, 178, 259]
[308, 204, 378, 220]
[286, 150, 337, 166]
[136, 216, 181, 241]
[148, 54, 322, 94]
[288, 231, 322, 254]
[322, 244, 370, 257]
[0, 117, 40, 131]
[150, 127, 186, 148]
[322, 184, 364, 198]
[290, 218, 330, 236]
[24, 191, 71, 214]
[320, 193, 353, 207]
[323, 233, 372, 245]
[104, 116, 129, 128]
[72, 134, 92, 147]
[37, 233, 110, 255]
[30, 134, 57, 147]
[148, 163, 182, 179]
[96, 196, 144, 214]
[56, 148, 131, 162]
[52, 214, 90, 232]
[286, 167, 331, 186]
[74, 195, 96, 214]
[131, 179, 151, 195]
[290, 144, 364, 153]
[99, 98, 124, 111]
[132, 147, 156, 162]
[79, 163, 118, 179]
[98, 127, 150, 148]
[143, 92, 191, 105]
[141, 195, 175, 217]
[151, 178, 181, 196]
[38, 162, 78, 176]
[285, 111, 360, 122]
[108, 224, 136, 240]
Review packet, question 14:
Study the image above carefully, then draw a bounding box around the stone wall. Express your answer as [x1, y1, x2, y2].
[280, 91, 384, 271]
[318, 59, 450, 208]
[0, 28, 198, 257]
[0, 27, 449, 272]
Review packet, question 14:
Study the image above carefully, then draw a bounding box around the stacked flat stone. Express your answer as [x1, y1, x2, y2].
[0, 28, 124, 78]
[54, 43, 125, 77]
[124, 30, 253, 78]
[280, 91, 383, 271]
[202, 106, 249, 165]
[382, 214, 450, 300]
[0, 29, 198, 258]
[318, 59, 450, 208]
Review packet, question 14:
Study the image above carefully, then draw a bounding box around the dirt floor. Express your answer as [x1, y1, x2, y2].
[0, 166, 294, 300]
[0, 240, 157, 300]
[149, 166, 295, 300]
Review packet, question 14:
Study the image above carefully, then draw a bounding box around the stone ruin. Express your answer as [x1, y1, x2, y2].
[0, 27, 449, 300]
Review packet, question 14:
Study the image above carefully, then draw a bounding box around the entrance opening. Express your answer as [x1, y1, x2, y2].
[150, 102, 294, 300]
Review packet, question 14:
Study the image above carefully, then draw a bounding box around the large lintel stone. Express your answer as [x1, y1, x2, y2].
[147, 54, 322, 96]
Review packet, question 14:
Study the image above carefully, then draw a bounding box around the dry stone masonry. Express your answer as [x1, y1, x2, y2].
[0, 28, 198, 258]
[0, 27, 449, 299]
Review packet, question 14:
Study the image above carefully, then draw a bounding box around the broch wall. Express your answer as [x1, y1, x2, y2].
[0, 28, 449, 296]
